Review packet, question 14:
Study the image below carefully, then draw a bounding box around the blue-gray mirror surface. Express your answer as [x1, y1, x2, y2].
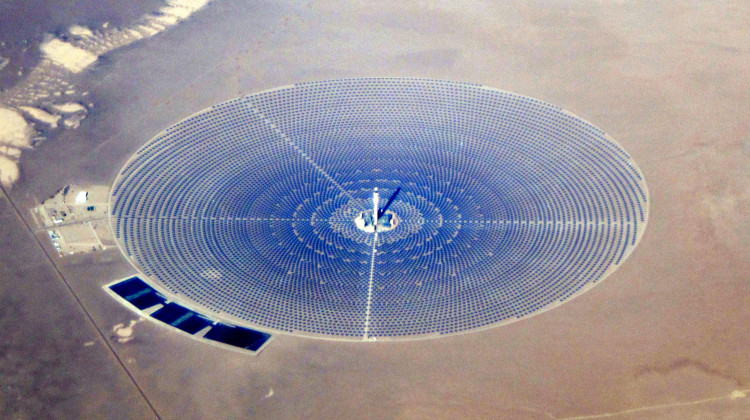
[110, 78, 648, 340]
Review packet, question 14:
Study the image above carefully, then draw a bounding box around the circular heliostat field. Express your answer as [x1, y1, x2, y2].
[110, 78, 648, 340]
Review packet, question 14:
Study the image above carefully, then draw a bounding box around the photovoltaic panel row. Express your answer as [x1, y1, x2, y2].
[108, 277, 272, 352]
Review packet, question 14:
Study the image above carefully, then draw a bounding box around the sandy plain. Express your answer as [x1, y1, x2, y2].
[1, 1, 749, 419]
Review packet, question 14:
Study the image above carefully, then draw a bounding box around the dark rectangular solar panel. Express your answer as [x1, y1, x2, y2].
[125, 290, 166, 310]
[151, 303, 212, 334]
[109, 276, 166, 310]
[109, 276, 149, 297]
[203, 323, 271, 351]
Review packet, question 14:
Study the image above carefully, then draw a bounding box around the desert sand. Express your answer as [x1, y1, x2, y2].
[0, 0, 214, 189]
[0, 1, 748, 419]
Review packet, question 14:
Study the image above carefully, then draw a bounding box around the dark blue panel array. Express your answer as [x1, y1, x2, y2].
[151, 303, 212, 334]
[109, 276, 166, 310]
[203, 324, 271, 352]
[109, 277, 272, 352]
[109, 78, 649, 340]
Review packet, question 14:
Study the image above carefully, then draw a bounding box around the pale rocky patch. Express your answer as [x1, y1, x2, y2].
[19, 106, 61, 128]
[40, 38, 98, 73]
[52, 102, 87, 114]
[68, 25, 94, 38]
[0, 155, 20, 187]
[0, 108, 34, 148]
[112, 319, 141, 344]
[0, 145, 22, 159]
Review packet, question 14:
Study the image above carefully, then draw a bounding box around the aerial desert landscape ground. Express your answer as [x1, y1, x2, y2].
[1, 1, 749, 419]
